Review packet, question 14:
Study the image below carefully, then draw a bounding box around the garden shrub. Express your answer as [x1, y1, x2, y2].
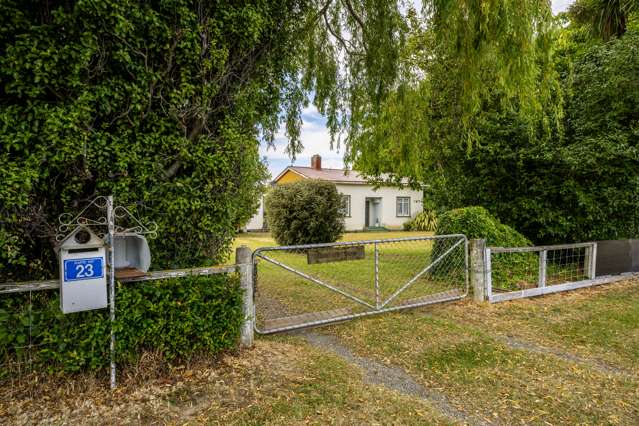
[435, 206, 531, 247]
[0, 275, 243, 375]
[432, 207, 533, 289]
[265, 180, 345, 246]
[404, 209, 438, 231]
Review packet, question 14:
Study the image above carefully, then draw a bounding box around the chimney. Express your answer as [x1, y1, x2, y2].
[311, 154, 322, 170]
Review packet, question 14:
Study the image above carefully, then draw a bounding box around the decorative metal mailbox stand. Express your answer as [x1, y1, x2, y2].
[56, 195, 157, 389]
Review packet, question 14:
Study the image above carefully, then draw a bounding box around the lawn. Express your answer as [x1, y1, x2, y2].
[2, 231, 638, 425]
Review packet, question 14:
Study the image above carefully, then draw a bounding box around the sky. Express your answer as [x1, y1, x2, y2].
[260, 0, 575, 178]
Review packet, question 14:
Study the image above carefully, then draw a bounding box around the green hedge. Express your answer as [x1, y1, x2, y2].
[0, 275, 243, 375]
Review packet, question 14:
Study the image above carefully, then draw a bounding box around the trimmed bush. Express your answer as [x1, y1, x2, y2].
[265, 180, 345, 245]
[0, 275, 243, 375]
[435, 206, 531, 247]
[432, 207, 533, 288]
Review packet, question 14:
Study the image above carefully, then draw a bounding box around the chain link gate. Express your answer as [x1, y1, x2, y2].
[253, 235, 468, 334]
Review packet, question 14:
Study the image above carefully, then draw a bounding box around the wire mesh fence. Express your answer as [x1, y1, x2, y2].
[0, 287, 110, 397]
[253, 235, 468, 333]
[546, 246, 590, 285]
[486, 242, 597, 302]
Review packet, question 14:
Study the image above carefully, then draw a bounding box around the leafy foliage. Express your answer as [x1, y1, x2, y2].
[435, 207, 531, 247]
[265, 180, 345, 245]
[404, 209, 438, 232]
[350, 5, 639, 245]
[0, 275, 242, 374]
[433, 207, 532, 288]
[0, 0, 314, 280]
[568, 0, 638, 40]
[0, 0, 568, 281]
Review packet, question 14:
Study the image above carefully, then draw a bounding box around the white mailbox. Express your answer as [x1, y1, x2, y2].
[58, 226, 108, 313]
[112, 233, 151, 279]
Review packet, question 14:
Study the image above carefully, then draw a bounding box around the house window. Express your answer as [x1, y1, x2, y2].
[396, 197, 410, 217]
[341, 194, 351, 217]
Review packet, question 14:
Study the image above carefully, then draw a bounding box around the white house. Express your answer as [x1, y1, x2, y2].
[246, 155, 423, 231]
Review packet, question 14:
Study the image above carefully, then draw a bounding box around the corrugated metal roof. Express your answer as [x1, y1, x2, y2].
[287, 166, 368, 184]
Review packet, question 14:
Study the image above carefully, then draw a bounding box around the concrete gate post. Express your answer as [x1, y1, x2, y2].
[235, 245, 254, 347]
[469, 239, 487, 302]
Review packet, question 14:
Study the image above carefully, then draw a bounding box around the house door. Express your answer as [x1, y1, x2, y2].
[365, 198, 382, 228]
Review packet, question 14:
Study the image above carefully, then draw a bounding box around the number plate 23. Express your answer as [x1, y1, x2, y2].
[64, 258, 104, 282]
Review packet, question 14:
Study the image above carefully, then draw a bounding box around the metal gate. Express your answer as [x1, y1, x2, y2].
[253, 234, 468, 334]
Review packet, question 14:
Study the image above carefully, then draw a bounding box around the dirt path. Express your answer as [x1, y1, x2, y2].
[300, 331, 490, 426]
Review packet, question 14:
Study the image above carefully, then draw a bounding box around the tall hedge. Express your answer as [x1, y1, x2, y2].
[265, 180, 345, 246]
[0, 1, 311, 282]
[0, 275, 243, 374]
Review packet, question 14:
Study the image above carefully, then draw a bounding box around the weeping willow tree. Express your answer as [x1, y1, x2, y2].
[295, 0, 558, 158]
[1, 0, 559, 280]
[334, 0, 559, 181]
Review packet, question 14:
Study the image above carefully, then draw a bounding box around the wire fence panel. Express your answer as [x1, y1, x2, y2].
[253, 235, 468, 334]
[546, 246, 589, 285]
[0, 287, 110, 398]
[487, 242, 597, 303]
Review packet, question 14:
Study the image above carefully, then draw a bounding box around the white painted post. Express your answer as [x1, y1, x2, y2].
[470, 239, 487, 302]
[235, 245, 254, 348]
[589, 243, 597, 279]
[538, 250, 547, 288]
[485, 247, 492, 301]
[374, 242, 380, 309]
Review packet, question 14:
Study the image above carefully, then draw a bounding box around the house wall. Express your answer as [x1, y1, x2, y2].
[276, 169, 304, 184]
[244, 196, 265, 231]
[244, 182, 423, 232]
[337, 184, 423, 231]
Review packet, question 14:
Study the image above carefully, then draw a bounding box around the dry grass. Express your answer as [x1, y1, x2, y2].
[0, 338, 448, 425]
[327, 279, 639, 425]
[429, 278, 639, 372]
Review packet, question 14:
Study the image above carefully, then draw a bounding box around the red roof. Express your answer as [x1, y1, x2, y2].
[283, 166, 368, 184]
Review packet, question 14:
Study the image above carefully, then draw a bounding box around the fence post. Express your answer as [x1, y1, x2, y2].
[538, 250, 547, 288]
[470, 239, 487, 302]
[235, 245, 254, 348]
[588, 242, 597, 279]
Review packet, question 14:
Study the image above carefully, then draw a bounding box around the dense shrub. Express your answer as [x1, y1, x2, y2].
[435, 206, 531, 247]
[404, 209, 438, 231]
[0, 275, 243, 374]
[0, 1, 312, 281]
[432, 207, 533, 288]
[265, 180, 345, 245]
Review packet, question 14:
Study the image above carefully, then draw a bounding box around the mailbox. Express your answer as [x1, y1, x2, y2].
[112, 233, 151, 279]
[58, 226, 108, 313]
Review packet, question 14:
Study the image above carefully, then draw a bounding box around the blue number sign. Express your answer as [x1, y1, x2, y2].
[64, 258, 104, 282]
